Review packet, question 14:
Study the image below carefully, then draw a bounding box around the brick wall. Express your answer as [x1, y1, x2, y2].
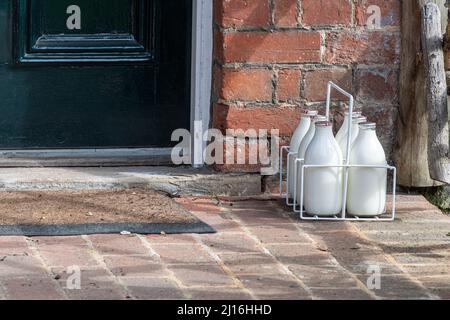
[212, 0, 401, 173]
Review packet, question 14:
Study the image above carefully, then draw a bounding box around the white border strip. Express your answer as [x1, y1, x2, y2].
[191, 0, 213, 168]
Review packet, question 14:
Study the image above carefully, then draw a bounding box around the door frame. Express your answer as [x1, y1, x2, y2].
[190, 0, 213, 168]
[0, 0, 213, 167]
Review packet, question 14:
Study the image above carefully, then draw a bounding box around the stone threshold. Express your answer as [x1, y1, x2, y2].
[0, 166, 262, 197]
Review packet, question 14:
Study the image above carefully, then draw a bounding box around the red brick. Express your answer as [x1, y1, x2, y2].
[221, 68, 273, 101]
[214, 29, 225, 63]
[355, 0, 401, 28]
[274, 0, 298, 27]
[303, 68, 352, 101]
[213, 104, 302, 137]
[325, 31, 400, 65]
[356, 68, 398, 104]
[214, 0, 270, 28]
[303, 0, 352, 26]
[222, 31, 321, 63]
[277, 69, 301, 101]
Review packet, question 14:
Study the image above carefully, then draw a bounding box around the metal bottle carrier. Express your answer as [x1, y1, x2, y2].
[279, 81, 396, 221]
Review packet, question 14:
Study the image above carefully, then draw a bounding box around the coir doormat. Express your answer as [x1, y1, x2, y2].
[0, 189, 215, 236]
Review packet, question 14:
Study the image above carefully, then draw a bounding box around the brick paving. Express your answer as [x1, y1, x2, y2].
[0, 194, 449, 300]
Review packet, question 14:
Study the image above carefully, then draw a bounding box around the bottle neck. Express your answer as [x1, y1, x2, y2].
[358, 128, 377, 140]
[300, 116, 311, 127]
[315, 125, 333, 137]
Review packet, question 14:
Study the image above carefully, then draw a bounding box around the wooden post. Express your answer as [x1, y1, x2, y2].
[396, 0, 446, 187]
[422, 3, 450, 184]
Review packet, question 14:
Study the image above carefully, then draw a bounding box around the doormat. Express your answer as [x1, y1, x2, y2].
[0, 189, 215, 236]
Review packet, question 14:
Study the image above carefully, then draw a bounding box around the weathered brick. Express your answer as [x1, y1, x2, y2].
[303, 68, 352, 101]
[151, 244, 215, 264]
[192, 211, 243, 232]
[302, 0, 352, 26]
[222, 31, 321, 63]
[37, 240, 99, 268]
[221, 68, 273, 101]
[187, 287, 252, 300]
[356, 67, 399, 104]
[121, 277, 184, 300]
[219, 253, 282, 275]
[274, 0, 298, 27]
[355, 0, 401, 28]
[277, 69, 301, 101]
[312, 288, 374, 300]
[213, 104, 302, 137]
[88, 234, 150, 256]
[201, 232, 263, 254]
[289, 265, 360, 289]
[248, 224, 311, 244]
[51, 267, 119, 290]
[103, 256, 166, 278]
[0, 236, 30, 256]
[265, 244, 336, 266]
[2, 277, 65, 300]
[325, 31, 400, 65]
[238, 274, 310, 299]
[63, 288, 128, 300]
[214, 0, 270, 28]
[0, 255, 47, 278]
[168, 263, 235, 287]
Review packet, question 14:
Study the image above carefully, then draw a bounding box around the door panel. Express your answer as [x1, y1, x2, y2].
[17, 0, 155, 63]
[0, 0, 191, 149]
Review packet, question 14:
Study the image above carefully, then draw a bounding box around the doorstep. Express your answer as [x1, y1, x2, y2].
[0, 166, 262, 197]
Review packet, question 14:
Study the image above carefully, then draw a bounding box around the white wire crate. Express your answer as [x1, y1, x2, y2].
[279, 81, 397, 222]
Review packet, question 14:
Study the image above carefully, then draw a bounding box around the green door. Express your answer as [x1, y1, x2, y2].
[0, 0, 191, 148]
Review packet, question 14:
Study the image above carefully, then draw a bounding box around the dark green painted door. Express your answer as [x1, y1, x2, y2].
[0, 0, 191, 148]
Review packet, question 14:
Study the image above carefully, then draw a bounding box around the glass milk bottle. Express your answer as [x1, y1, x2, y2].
[304, 121, 343, 216]
[337, 116, 367, 158]
[335, 110, 362, 143]
[287, 110, 318, 198]
[295, 115, 328, 201]
[347, 123, 387, 217]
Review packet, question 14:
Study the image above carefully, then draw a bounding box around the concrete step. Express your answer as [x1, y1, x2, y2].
[0, 166, 262, 197]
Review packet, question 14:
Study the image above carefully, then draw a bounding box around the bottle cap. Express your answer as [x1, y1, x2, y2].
[352, 116, 367, 124]
[359, 122, 376, 130]
[344, 107, 362, 116]
[302, 109, 319, 117]
[315, 121, 333, 127]
[313, 115, 328, 122]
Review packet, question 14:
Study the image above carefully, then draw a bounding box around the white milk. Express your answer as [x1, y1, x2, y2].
[304, 121, 343, 216]
[347, 123, 387, 217]
[295, 115, 327, 202]
[337, 116, 367, 159]
[335, 110, 362, 143]
[287, 110, 317, 198]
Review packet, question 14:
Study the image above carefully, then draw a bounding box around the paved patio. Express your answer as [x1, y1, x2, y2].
[0, 193, 449, 300]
